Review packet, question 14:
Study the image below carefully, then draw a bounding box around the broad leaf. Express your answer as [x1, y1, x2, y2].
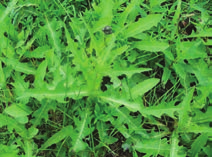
[41, 125, 73, 149]
[190, 133, 208, 157]
[131, 78, 160, 99]
[177, 40, 207, 60]
[134, 40, 169, 52]
[0, 144, 19, 157]
[124, 14, 163, 38]
[170, 131, 186, 157]
[4, 103, 32, 118]
[133, 138, 170, 156]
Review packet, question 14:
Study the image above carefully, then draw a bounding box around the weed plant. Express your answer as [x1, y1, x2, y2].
[0, 0, 212, 156]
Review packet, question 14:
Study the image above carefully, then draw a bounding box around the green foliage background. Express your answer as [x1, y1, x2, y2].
[0, 0, 212, 156]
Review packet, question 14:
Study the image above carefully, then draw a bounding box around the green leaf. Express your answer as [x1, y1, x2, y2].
[24, 46, 52, 59]
[189, 59, 212, 88]
[41, 125, 73, 149]
[0, 144, 19, 157]
[105, 67, 152, 79]
[0, 61, 6, 88]
[150, 0, 167, 8]
[44, 17, 62, 57]
[177, 40, 207, 60]
[170, 131, 187, 157]
[101, 44, 128, 65]
[173, 61, 187, 80]
[192, 107, 212, 124]
[92, 0, 114, 32]
[141, 100, 180, 119]
[0, 0, 18, 23]
[0, 57, 36, 75]
[100, 95, 142, 112]
[178, 88, 195, 131]
[27, 127, 39, 139]
[162, 66, 171, 87]
[134, 40, 169, 52]
[64, 24, 88, 67]
[70, 110, 94, 153]
[124, 14, 163, 38]
[163, 48, 175, 60]
[4, 103, 32, 118]
[31, 99, 57, 127]
[111, 107, 147, 137]
[16, 82, 89, 102]
[117, 0, 140, 26]
[131, 78, 160, 99]
[23, 139, 37, 157]
[12, 73, 30, 103]
[190, 133, 208, 157]
[185, 125, 212, 134]
[34, 60, 47, 88]
[0, 1, 17, 58]
[0, 114, 28, 138]
[96, 121, 118, 145]
[186, 28, 212, 37]
[133, 138, 170, 156]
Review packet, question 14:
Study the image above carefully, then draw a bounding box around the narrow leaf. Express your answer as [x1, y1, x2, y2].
[0, 61, 5, 88]
[178, 88, 195, 131]
[34, 60, 47, 88]
[0, 0, 18, 23]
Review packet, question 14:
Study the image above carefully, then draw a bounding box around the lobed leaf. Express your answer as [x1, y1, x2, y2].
[100, 95, 142, 112]
[141, 100, 180, 119]
[177, 88, 194, 131]
[16, 82, 90, 102]
[0, 114, 28, 138]
[31, 99, 57, 127]
[70, 110, 95, 152]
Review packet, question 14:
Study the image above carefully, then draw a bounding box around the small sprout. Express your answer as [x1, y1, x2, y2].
[102, 26, 113, 34]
